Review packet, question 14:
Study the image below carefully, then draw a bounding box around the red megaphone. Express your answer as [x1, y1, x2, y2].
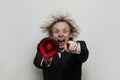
[39, 37, 59, 57]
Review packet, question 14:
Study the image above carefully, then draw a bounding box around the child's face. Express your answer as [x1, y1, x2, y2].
[51, 22, 73, 49]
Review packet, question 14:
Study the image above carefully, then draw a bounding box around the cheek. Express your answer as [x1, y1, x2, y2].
[65, 34, 71, 38]
[52, 34, 58, 38]
[65, 37, 70, 41]
[65, 34, 72, 40]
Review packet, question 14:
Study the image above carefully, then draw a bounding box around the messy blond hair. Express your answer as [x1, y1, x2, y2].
[40, 14, 80, 39]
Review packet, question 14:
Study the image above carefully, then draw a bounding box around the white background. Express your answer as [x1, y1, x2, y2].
[0, 0, 120, 80]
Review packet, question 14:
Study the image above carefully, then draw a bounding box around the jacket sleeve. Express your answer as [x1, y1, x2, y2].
[33, 43, 43, 69]
[73, 41, 89, 63]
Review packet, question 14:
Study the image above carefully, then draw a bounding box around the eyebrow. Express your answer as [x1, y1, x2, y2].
[52, 27, 70, 30]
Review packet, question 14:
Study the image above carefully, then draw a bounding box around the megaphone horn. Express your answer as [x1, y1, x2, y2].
[39, 37, 59, 57]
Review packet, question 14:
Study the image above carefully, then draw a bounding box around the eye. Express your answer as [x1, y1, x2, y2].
[62, 29, 69, 33]
[52, 30, 59, 34]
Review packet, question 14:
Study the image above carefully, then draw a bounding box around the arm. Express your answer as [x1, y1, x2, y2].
[64, 40, 89, 63]
[74, 41, 89, 63]
[33, 44, 53, 69]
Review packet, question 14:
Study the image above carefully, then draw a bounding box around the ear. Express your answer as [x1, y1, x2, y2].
[49, 34, 53, 38]
[70, 33, 73, 38]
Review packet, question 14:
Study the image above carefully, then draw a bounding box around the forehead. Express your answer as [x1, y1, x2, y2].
[52, 22, 70, 30]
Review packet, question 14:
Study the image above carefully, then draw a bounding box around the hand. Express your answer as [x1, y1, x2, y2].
[64, 41, 78, 52]
[43, 56, 53, 64]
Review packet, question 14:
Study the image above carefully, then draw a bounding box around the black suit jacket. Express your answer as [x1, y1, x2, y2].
[34, 41, 89, 80]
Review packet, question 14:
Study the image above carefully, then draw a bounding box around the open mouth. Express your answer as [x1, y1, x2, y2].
[57, 39, 65, 46]
[57, 39, 65, 42]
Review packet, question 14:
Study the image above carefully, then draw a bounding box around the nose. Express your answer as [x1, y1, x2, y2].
[58, 32, 63, 37]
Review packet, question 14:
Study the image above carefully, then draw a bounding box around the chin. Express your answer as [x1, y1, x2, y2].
[59, 46, 64, 49]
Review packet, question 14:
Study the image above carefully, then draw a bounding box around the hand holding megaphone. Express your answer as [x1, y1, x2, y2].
[43, 56, 53, 64]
